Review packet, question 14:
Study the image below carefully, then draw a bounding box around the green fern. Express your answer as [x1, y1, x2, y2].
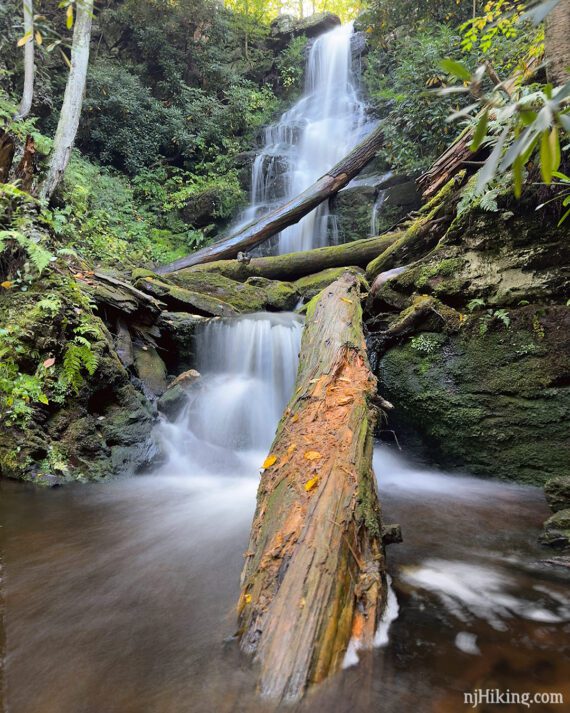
[61, 342, 99, 393]
[35, 295, 62, 316]
[0, 230, 53, 276]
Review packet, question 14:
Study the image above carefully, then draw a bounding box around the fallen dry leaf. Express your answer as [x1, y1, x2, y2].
[262, 454, 277, 469]
[305, 476, 319, 492]
[1, 281, 13, 289]
[340, 297, 353, 304]
[43, 357, 55, 368]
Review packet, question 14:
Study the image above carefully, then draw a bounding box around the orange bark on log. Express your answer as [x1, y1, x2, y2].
[237, 272, 386, 702]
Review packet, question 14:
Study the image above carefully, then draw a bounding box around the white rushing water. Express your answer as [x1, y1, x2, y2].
[155, 312, 303, 479]
[235, 22, 371, 254]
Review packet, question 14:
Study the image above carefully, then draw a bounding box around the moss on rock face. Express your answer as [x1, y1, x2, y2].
[377, 307, 570, 485]
[0, 272, 155, 484]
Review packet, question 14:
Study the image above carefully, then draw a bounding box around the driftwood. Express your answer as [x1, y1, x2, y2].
[159, 124, 385, 272]
[169, 233, 398, 283]
[237, 272, 386, 702]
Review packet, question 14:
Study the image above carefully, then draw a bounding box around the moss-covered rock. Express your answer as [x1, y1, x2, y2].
[544, 476, 570, 513]
[133, 345, 168, 396]
[376, 306, 570, 485]
[0, 271, 155, 484]
[539, 509, 570, 549]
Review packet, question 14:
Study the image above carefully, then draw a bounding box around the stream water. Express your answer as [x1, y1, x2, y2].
[235, 22, 371, 254]
[2, 312, 569, 713]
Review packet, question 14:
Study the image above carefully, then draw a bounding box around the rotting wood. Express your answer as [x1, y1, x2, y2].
[237, 271, 386, 703]
[158, 124, 385, 272]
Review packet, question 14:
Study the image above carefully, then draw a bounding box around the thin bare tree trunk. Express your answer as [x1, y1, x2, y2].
[546, 0, 570, 86]
[16, 0, 34, 120]
[238, 272, 386, 702]
[40, 0, 94, 201]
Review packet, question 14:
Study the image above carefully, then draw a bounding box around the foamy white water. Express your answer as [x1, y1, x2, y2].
[235, 23, 371, 254]
[154, 312, 303, 478]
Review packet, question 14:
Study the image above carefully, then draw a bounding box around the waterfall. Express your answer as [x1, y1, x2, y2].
[370, 189, 387, 236]
[155, 313, 303, 477]
[236, 22, 370, 255]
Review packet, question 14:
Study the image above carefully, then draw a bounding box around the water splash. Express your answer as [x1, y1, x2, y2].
[235, 23, 371, 254]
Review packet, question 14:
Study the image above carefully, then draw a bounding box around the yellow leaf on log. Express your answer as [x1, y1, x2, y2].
[340, 297, 353, 304]
[244, 593, 252, 603]
[262, 455, 277, 469]
[1, 281, 13, 289]
[305, 476, 319, 492]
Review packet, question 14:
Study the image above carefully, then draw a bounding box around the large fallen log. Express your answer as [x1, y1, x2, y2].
[237, 272, 386, 702]
[167, 233, 398, 283]
[158, 124, 385, 272]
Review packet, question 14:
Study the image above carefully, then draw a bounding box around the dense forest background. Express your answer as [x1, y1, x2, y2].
[0, 0, 560, 269]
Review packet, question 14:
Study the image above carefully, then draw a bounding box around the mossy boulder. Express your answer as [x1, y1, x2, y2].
[539, 509, 570, 549]
[0, 272, 155, 485]
[544, 476, 570, 513]
[376, 306, 570, 485]
[133, 345, 168, 396]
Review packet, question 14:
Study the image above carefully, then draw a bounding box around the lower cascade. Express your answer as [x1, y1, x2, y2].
[155, 312, 303, 476]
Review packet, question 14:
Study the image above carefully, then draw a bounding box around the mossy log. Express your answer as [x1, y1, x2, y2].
[168, 233, 398, 283]
[237, 272, 386, 702]
[158, 124, 385, 272]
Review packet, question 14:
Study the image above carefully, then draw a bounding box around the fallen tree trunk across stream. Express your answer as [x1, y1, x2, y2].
[237, 272, 386, 702]
[167, 233, 398, 283]
[158, 124, 384, 272]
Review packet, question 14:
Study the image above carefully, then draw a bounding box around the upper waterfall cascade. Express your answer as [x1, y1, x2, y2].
[235, 22, 372, 255]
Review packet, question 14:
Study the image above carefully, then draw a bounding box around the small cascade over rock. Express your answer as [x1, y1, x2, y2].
[155, 312, 303, 476]
[236, 23, 372, 255]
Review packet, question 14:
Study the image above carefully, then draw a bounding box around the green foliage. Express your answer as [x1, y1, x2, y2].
[61, 341, 98, 394]
[467, 299, 511, 333]
[364, 24, 467, 172]
[0, 229, 54, 278]
[441, 60, 569, 213]
[410, 334, 440, 354]
[276, 36, 308, 96]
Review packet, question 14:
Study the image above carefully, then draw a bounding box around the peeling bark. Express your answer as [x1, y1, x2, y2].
[237, 272, 386, 702]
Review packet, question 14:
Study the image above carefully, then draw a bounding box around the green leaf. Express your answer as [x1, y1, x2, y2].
[470, 110, 489, 152]
[38, 393, 49, 405]
[477, 126, 509, 192]
[439, 59, 471, 82]
[540, 130, 553, 184]
[513, 154, 523, 199]
[558, 207, 570, 226]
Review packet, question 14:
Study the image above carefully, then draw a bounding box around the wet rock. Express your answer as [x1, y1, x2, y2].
[157, 311, 207, 373]
[381, 523, 403, 545]
[270, 12, 340, 48]
[133, 345, 168, 396]
[115, 318, 134, 368]
[539, 509, 570, 549]
[157, 370, 200, 419]
[544, 476, 570, 513]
